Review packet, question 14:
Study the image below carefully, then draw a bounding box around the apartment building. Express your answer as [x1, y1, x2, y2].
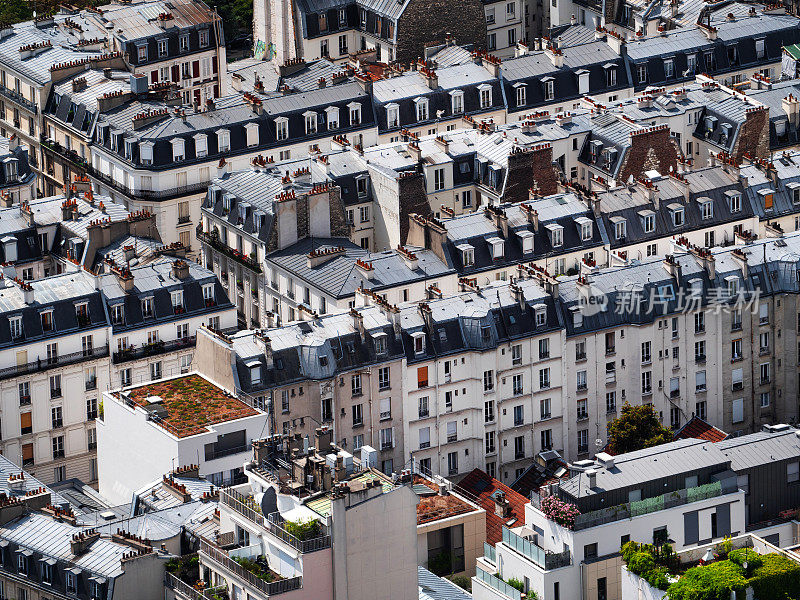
[484, 0, 525, 58]
[98, 371, 267, 504]
[471, 425, 800, 600]
[253, 0, 487, 66]
[90, 83, 377, 253]
[0, 455, 165, 600]
[87, 0, 226, 106]
[0, 136, 35, 204]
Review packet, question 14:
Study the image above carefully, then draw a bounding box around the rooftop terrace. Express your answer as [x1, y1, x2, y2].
[120, 374, 258, 438]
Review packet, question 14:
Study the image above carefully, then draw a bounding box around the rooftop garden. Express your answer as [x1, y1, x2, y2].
[232, 555, 284, 583]
[166, 555, 229, 600]
[126, 375, 257, 437]
[622, 538, 800, 600]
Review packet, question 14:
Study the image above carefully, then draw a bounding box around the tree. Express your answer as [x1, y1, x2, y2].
[607, 403, 673, 454]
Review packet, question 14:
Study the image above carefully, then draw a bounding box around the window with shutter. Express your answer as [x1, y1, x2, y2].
[417, 366, 428, 387]
[732, 398, 744, 423]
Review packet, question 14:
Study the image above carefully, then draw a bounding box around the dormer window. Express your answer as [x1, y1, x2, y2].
[203, 283, 215, 305]
[171, 138, 185, 162]
[123, 140, 134, 161]
[698, 197, 713, 220]
[141, 297, 154, 318]
[670, 205, 684, 227]
[373, 332, 387, 354]
[348, 102, 361, 125]
[171, 290, 184, 312]
[386, 103, 399, 128]
[180, 33, 189, 52]
[191, 133, 207, 158]
[9, 315, 22, 339]
[199, 29, 209, 48]
[137, 43, 147, 62]
[415, 97, 429, 121]
[40, 310, 54, 332]
[726, 275, 740, 296]
[450, 90, 464, 114]
[726, 190, 742, 212]
[326, 106, 340, 129]
[487, 237, 504, 260]
[457, 243, 475, 266]
[575, 216, 593, 241]
[478, 84, 493, 109]
[517, 230, 533, 253]
[639, 210, 655, 233]
[245, 122, 259, 147]
[576, 69, 590, 95]
[612, 217, 626, 240]
[247, 360, 261, 386]
[542, 77, 554, 101]
[758, 188, 774, 210]
[727, 43, 738, 66]
[412, 332, 425, 354]
[514, 84, 526, 107]
[111, 304, 124, 325]
[158, 38, 168, 57]
[534, 304, 547, 327]
[304, 111, 318, 134]
[546, 223, 563, 247]
[605, 64, 617, 86]
[756, 38, 765, 59]
[638, 64, 647, 83]
[217, 128, 230, 152]
[664, 58, 674, 79]
[274, 118, 288, 141]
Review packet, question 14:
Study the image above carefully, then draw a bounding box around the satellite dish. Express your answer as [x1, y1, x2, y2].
[259, 487, 278, 517]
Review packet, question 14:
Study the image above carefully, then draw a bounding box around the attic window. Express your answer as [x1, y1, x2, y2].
[546, 223, 563, 247]
[725, 190, 742, 212]
[478, 84, 493, 109]
[542, 77, 554, 102]
[726, 275, 740, 296]
[326, 106, 340, 130]
[244, 122, 259, 147]
[457, 243, 475, 267]
[668, 205, 684, 227]
[450, 90, 464, 115]
[386, 103, 399, 128]
[171, 138, 185, 162]
[194, 133, 208, 157]
[759, 188, 775, 210]
[319, 355, 329, 367]
[247, 360, 261, 385]
[517, 230, 534, 253]
[304, 111, 318, 134]
[414, 97, 429, 122]
[217, 129, 230, 152]
[611, 217, 626, 240]
[575, 216, 593, 242]
[412, 332, 425, 354]
[487, 237, 504, 260]
[698, 197, 713, 220]
[639, 210, 655, 233]
[534, 304, 547, 327]
[373, 333, 387, 355]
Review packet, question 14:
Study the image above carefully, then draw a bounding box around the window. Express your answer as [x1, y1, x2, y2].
[732, 397, 744, 423]
[732, 338, 742, 360]
[339, 34, 348, 55]
[577, 429, 588, 453]
[351, 373, 362, 396]
[158, 38, 168, 57]
[380, 427, 394, 450]
[696, 401, 707, 420]
[378, 366, 390, 390]
[584, 543, 598, 560]
[485, 431, 495, 454]
[451, 91, 464, 114]
[447, 421, 457, 443]
[511, 344, 522, 365]
[419, 427, 431, 449]
[695, 312, 705, 333]
[695, 340, 706, 361]
[87, 398, 98, 421]
[641, 371, 652, 394]
[199, 29, 209, 47]
[52, 435, 64, 459]
[276, 118, 288, 141]
[448, 451, 458, 475]
[577, 399, 588, 420]
[9, 316, 22, 338]
[479, 85, 492, 109]
[512, 374, 523, 395]
[643, 214, 655, 233]
[434, 167, 445, 191]
[120, 368, 131, 386]
[513, 405, 524, 426]
[40, 310, 54, 332]
[672, 208, 684, 227]
[416, 98, 429, 122]
[52, 406, 63, 429]
[417, 366, 428, 387]
[760, 362, 771, 384]
[576, 341, 586, 360]
[419, 397, 429, 419]
[18, 382, 30, 405]
[514, 436, 525, 459]
[539, 338, 550, 359]
[352, 403, 363, 426]
[516, 86, 526, 107]
[150, 361, 162, 380]
[111, 304, 124, 324]
[606, 392, 616, 413]
[484, 370, 494, 391]
[66, 569, 77, 594]
[638, 64, 647, 83]
[664, 59, 674, 79]
[541, 429, 552, 451]
[380, 398, 391, 420]
[539, 368, 550, 389]
[760, 392, 770, 408]
[485, 399, 495, 423]
[696, 370, 707, 392]
[304, 112, 317, 134]
[788, 462, 799, 483]
[641, 341, 652, 364]
[544, 79, 554, 101]
[349, 103, 361, 124]
[577, 370, 587, 391]
[137, 44, 148, 61]
[50, 374, 61, 398]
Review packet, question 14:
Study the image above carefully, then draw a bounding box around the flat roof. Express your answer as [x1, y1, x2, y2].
[124, 374, 258, 438]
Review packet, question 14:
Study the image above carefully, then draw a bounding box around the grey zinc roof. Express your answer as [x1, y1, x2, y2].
[418, 566, 473, 600]
[90, 0, 217, 40]
[717, 428, 800, 471]
[267, 238, 454, 298]
[99, 257, 215, 301]
[0, 455, 70, 507]
[429, 45, 475, 68]
[0, 512, 129, 578]
[0, 270, 97, 314]
[559, 438, 730, 498]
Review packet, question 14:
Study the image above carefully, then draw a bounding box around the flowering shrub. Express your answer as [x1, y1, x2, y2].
[540, 495, 581, 528]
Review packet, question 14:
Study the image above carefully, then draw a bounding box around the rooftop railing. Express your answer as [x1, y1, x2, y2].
[502, 526, 571, 570]
[112, 336, 195, 364]
[164, 572, 228, 600]
[199, 538, 302, 596]
[474, 569, 521, 600]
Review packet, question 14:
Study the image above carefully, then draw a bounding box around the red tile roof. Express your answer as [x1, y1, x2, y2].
[674, 416, 729, 443]
[456, 469, 528, 545]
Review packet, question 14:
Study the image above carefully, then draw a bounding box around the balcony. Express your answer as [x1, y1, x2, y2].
[0, 84, 37, 114]
[19, 395, 31, 406]
[220, 488, 331, 553]
[200, 539, 303, 596]
[501, 526, 571, 570]
[85, 378, 97, 391]
[0, 346, 109, 381]
[197, 228, 262, 274]
[112, 336, 195, 364]
[206, 443, 252, 461]
[87, 165, 209, 201]
[165, 573, 228, 600]
[532, 479, 737, 531]
[41, 140, 88, 171]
